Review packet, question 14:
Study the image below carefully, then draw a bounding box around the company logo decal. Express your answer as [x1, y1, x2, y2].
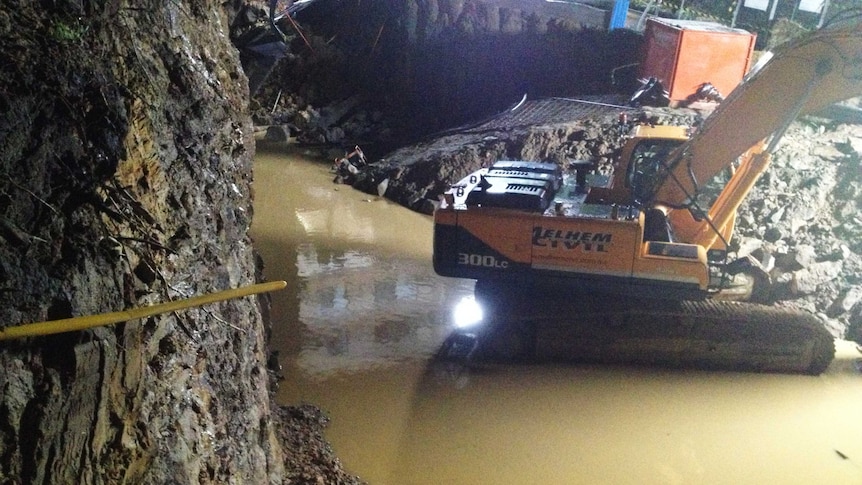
[532, 226, 611, 252]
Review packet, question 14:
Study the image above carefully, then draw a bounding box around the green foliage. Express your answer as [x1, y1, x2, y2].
[49, 18, 89, 43]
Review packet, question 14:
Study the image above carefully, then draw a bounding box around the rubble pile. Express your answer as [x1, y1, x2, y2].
[734, 120, 862, 340]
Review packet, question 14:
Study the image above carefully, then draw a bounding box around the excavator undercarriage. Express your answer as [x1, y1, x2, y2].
[438, 280, 835, 375]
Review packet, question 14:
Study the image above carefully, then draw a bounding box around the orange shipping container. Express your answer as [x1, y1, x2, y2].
[639, 18, 756, 104]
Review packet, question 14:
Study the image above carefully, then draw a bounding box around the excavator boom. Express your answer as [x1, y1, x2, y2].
[653, 21, 862, 207]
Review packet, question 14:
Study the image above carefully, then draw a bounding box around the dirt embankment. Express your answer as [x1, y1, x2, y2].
[0, 1, 357, 483]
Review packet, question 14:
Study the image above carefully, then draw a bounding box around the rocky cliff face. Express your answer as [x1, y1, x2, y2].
[0, 1, 300, 482]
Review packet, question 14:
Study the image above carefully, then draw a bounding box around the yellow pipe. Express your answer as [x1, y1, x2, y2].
[0, 280, 287, 341]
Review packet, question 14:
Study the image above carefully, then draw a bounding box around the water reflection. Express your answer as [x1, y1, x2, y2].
[293, 241, 466, 377]
[252, 144, 862, 485]
[252, 143, 472, 379]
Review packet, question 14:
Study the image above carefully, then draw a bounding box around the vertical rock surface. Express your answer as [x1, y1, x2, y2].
[0, 0, 289, 482]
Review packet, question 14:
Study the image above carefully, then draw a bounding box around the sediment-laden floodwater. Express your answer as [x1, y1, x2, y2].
[252, 144, 862, 485]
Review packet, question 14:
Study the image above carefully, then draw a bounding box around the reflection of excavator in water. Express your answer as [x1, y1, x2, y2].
[432, 21, 862, 375]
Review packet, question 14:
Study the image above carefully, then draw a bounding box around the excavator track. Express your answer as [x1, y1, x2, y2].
[461, 282, 835, 375]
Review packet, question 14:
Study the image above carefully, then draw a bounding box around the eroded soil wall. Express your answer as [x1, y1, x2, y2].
[0, 1, 286, 482]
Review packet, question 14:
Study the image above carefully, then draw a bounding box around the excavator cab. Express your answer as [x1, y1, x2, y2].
[626, 138, 681, 205]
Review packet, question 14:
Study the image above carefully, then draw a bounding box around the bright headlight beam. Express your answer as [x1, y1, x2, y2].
[453, 296, 483, 329]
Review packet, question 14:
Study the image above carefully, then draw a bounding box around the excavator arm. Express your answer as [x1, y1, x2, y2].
[648, 20, 862, 223]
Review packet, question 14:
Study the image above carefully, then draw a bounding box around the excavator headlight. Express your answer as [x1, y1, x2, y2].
[453, 296, 483, 329]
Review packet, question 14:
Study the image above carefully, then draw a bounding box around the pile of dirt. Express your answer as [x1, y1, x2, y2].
[735, 119, 862, 340]
[275, 405, 365, 484]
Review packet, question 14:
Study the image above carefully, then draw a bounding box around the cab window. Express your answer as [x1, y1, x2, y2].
[626, 139, 683, 203]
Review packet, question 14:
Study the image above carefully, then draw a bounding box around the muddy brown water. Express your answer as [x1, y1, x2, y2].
[252, 144, 862, 485]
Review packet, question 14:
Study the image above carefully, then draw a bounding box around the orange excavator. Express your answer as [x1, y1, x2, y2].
[432, 20, 862, 374]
